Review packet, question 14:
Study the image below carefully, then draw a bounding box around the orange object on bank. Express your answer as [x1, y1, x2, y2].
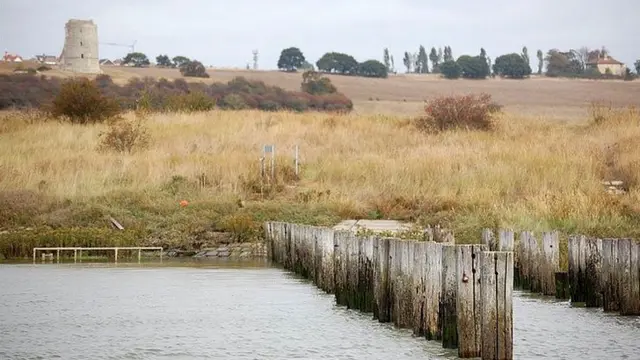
[179, 200, 189, 207]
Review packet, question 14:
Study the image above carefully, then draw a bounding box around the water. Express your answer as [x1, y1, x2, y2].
[1, 261, 639, 360]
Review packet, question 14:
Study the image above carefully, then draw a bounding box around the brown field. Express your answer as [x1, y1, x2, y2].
[3, 63, 639, 118]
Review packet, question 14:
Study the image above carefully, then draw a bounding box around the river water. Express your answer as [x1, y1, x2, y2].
[1, 261, 639, 360]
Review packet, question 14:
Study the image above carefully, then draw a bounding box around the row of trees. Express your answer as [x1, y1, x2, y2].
[392, 45, 636, 80]
[277, 47, 388, 78]
[120, 53, 209, 78]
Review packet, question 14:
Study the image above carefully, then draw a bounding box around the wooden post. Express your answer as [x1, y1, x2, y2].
[498, 229, 515, 252]
[33, 248, 36, 264]
[74, 249, 78, 263]
[518, 231, 531, 290]
[412, 241, 427, 337]
[482, 229, 496, 251]
[527, 233, 541, 293]
[114, 248, 118, 264]
[456, 244, 487, 358]
[568, 235, 585, 304]
[373, 237, 391, 323]
[358, 235, 375, 313]
[425, 242, 444, 340]
[441, 244, 458, 349]
[541, 231, 559, 296]
[584, 237, 602, 307]
[480, 251, 514, 360]
[56, 249, 60, 263]
[554, 272, 570, 299]
[618, 239, 640, 315]
[601, 238, 620, 311]
[333, 231, 349, 307]
[138, 248, 141, 264]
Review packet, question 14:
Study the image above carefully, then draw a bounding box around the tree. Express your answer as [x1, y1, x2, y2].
[443, 46, 453, 62]
[316, 52, 358, 75]
[357, 60, 388, 78]
[536, 49, 543, 74]
[390, 55, 395, 73]
[521, 47, 530, 68]
[301, 70, 337, 95]
[429, 47, 440, 73]
[172, 56, 190, 68]
[179, 60, 209, 78]
[456, 55, 489, 79]
[573, 47, 590, 72]
[544, 49, 582, 76]
[299, 60, 314, 71]
[480, 48, 487, 59]
[383, 48, 391, 71]
[440, 60, 461, 79]
[156, 54, 172, 67]
[493, 53, 532, 79]
[403, 51, 412, 73]
[438, 47, 444, 63]
[635, 59, 640, 74]
[277, 47, 306, 72]
[123, 52, 150, 67]
[417, 45, 429, 74]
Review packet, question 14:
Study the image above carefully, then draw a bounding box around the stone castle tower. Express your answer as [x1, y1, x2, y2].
[59, 19, 101, 73]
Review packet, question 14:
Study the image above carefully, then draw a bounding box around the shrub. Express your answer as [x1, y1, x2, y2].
[165, 91, 216, 113]
[416, 93, 502, 132]
[97, 117, 151, 154]
[179, 60, 210, 78]
[51, 77, 121, 124]
[301, 70, 337, 95]
[37, 65, 52, 72]
[440, 60, 462, 79]
[219, 93, 249, 110]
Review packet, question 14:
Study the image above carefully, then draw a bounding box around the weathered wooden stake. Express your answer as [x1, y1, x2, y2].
[498, 229, 515, 252]
[554, 272, 570, 299]
[480, 251, 514, 360]
[373, 237, 391, 322]
[584, 237, 603, 307]
[482, 228, 496, 250]
[601, 238, 620, 311]
[541, 231, 559, 296]
[618, 239, 640, 315]
[568, 234, 585, 304]
[441, 244, 458, 349]
[425, 242, 444, 340]
[412, 241, 427, 336]
[456, 244, 487, 358]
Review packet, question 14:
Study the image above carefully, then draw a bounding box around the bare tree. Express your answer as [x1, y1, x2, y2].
[572, 47, 590, 71]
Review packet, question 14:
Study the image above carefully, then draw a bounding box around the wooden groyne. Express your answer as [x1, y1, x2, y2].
[265, 222, 514, 360]
[483, 228, 640, 316]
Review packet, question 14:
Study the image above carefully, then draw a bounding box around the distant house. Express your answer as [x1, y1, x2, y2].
[112, 59, 123, 66]
[2, 51, 23, 62]
[586, 55, 626, 76]
[36, 54, 58, 65]
[99, 59, 114, 66]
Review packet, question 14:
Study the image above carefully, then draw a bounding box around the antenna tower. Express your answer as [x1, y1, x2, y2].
[252, 49, 259, 70]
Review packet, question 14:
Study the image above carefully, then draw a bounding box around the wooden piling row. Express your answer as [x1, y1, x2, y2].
[498, 224, 640, 317]
[265, 222, 515, 359]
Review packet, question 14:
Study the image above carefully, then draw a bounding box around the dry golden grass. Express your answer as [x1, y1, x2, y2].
[1, 105, 639, 243]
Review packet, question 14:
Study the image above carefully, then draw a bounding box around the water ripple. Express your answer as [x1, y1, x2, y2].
[0, 265, 638, 359]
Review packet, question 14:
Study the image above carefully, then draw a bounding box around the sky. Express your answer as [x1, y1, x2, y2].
[1, 0, 639, 70]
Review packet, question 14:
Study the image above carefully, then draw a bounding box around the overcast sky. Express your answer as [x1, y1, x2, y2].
[1, 0, 639, 70]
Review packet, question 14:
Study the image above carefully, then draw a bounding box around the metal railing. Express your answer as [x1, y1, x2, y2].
[32, 247, 163, 264]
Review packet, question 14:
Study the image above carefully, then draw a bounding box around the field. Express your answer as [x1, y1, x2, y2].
[1, 65, 640, 257]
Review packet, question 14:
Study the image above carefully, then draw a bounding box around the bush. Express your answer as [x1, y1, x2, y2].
[0, 74, 353, 114]
[51, 77, 121, 124]
[37, 65, 52, 72]
[440, 60, 462, 79]
[179, 60, 209, 78]
[97, 116, 151, 154]
[416, 93, 502, 132]
[301, 70, 337, 95]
